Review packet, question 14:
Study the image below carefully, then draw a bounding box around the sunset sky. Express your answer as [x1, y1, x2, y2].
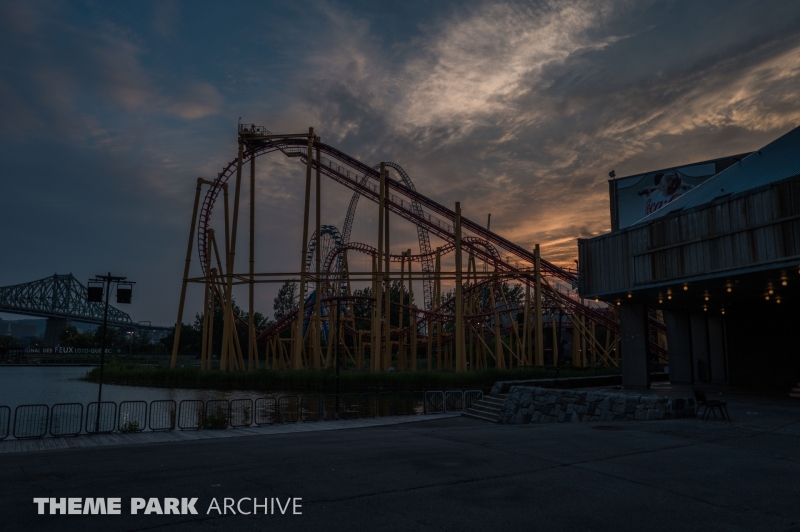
[1, 0, 799, 325]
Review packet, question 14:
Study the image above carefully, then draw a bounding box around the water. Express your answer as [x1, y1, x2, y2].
[0, 366, 281, 411]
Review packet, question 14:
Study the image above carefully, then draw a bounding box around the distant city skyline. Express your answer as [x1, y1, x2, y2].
[1, 1, 799, 326]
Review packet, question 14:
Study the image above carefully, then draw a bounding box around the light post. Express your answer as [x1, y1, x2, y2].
[87, 273, 135, 434]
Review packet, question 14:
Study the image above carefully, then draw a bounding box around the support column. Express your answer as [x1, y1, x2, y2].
[534, 245, 544, 366]
[619, 302, 650, 389]
[313, 143, 322, 370]
[373, 163, 385, 372]
[171, 177, 204, 368]
[708, 314, 726, 383]
[454, 202, 465, 372]
[690, 313, 710, 383]
[292, 128, 314, 369]
[664, 310, 692, 384]
[384, 179, 391, 371]
[248, 151, 256, 371]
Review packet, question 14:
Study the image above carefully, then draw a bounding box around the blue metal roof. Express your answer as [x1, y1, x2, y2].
[635, 125, 800, 224]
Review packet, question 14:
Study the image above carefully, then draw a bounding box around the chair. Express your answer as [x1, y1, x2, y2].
[693, 389, 731, 421]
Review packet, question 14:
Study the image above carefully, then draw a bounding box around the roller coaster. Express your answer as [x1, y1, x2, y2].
[170, 125, 667, 372]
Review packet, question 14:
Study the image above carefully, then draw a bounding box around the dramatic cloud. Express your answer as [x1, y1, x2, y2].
[1, 0, 799, 324]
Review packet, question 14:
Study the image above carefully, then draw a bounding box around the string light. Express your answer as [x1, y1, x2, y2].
[727, 287, 732, 293]
[782, 280, 788, 286]
[683, 283, 689, 291]
[627, 292, 632, 298]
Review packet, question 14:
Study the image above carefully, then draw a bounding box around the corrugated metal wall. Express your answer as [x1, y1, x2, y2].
[579, 176, 800, 296]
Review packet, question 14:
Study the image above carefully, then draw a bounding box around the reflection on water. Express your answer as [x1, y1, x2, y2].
[0, 367, 283, 411]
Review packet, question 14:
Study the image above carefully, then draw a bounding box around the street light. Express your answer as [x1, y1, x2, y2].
[86, 273, 135, 434]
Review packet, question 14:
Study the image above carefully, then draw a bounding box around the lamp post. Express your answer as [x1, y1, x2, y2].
[87, 273, 135, 434]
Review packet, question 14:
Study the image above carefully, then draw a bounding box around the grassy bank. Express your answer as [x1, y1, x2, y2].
[85, 363, 621, 392]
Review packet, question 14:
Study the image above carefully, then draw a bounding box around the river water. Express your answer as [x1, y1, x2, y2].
[0, 366, 280, 411]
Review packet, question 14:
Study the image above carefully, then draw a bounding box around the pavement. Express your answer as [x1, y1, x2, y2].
[2, 392, 799, 532]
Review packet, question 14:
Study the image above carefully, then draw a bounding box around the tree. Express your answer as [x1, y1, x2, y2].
[60, 326, 96, 348]
[273, 281, 298, 320]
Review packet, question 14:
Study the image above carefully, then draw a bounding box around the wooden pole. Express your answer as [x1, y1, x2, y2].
[200, 234, 212, 371]
[524, 279, 531, 366]
[221, 141, 245, 371]
[552, 316, 559, 366]
[170, 177, 204, 368]
[293, 128, 314, 369]
[408, 249, 417, 372]
[534, 244, 544, 366]
[454, 202, 465, 372]
[248, 151, 256, 371]
[313, 143, 322, 370]
[490, 276, 504, 369]
[384, 178, 391, 371]
[435, 248, 442, 370]
[398, 251, 406, 371]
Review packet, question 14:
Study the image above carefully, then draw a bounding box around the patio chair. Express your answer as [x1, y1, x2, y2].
[693, 389, 731, 421]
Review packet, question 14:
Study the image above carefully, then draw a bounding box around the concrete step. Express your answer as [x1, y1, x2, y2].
[466, 403, 501, 416]
[463, 409, 500, 423]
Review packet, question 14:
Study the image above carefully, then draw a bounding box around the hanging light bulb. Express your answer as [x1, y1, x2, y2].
[704, 295, 709, 301]
[777, 298, 782, 304]
[683, 283, 689, 291]
[627, 292, 632, 298]
[658, 298, 663, 304]
[667, 294, 672, 300]
[616, 301, 620, 306]
[765, 295, 770, 300]
[727, 286, 732, 293]
[769, 289, 774, 295]
[721, 308, 725, 315]
[703, 305, 707, 312]
[782, 280, 787, 286]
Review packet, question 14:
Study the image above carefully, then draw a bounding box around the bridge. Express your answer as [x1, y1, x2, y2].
[0, 274, 169, 346]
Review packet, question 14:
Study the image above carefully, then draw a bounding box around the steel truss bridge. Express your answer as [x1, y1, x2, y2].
[0, 274, 169, 330]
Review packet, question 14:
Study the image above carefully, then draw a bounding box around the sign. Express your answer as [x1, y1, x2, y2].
[609, 153, 750, 230]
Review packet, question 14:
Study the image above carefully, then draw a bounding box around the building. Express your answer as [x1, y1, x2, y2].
[579, 125, 800, 390]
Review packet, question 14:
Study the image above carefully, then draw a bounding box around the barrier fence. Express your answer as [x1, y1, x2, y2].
[0, 390, 483, 440]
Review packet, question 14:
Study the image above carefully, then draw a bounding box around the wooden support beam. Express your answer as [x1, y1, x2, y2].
[171, 177, 204, 369]
[534, 244, 544, 367]
[454, 202, 465, 372]
[292, 128, 314, 369]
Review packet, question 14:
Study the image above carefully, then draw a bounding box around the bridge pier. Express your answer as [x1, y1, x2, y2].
[44, 318, 72, 348]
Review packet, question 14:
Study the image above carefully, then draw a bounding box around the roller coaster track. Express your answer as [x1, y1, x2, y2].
[341, 162, 436, 311]
[196, 131, 610, 344]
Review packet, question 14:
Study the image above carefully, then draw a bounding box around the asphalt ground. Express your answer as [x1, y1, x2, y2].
[2, 395, 799, 532]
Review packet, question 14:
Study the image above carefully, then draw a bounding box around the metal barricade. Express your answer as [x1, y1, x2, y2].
[378, 392, 396, 416]
[444, 390, 464, 413]
[0, 406, 9, 440]
[321, 395, 339, 420]
[412, 391, 425, 414]
[176, 400, 202, 430]
[394, 391, 414, 415]
[254, 397, 277, 426]
[463, 390, 484, 409]
[118, 401, 147, 433]
[424, 391, 445, 414]
[14, 404, 49, 439]
[300, 396, 321, 422]
[49, 403, 83, 437]
[360, 393, 378, 418]
[85, 402, 117, 434]
[230, 399, 253, 428]
[341, 394, 360, 419]
[277, 396, 299, 423]
[204, 400, 230, 429]
[151, 400, 178, 431]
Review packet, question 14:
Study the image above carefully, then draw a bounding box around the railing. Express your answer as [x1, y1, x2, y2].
[0, 390, 478, 440]
[50, 403, 83, 437]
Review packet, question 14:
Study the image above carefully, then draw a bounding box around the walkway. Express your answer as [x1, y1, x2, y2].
[0, 413, 460, 455]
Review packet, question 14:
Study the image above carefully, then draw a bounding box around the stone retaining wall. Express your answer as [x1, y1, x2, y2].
[500, 386, 696, 424]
